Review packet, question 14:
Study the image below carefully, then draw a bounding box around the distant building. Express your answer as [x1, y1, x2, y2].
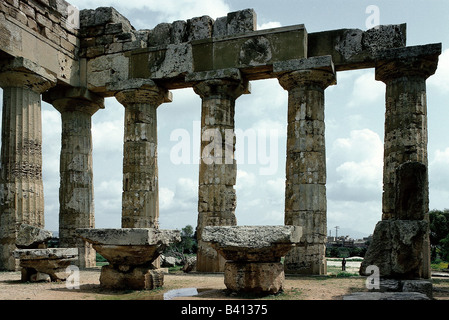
[326, 235, 372, 249]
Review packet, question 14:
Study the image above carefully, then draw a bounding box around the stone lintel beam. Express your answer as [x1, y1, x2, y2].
[0, 57, 56, 92]
[308, 24, 407, 72]
[375, 43, 442, 82]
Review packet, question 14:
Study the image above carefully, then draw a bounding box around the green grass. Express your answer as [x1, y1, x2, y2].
[431, 261, 449, 271]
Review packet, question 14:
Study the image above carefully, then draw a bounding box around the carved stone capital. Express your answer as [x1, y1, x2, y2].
[44, 87, 105, 116]
[111, 79, 172, 107]
[193, 79, 249, 100]
[278, 69, 336, 91]
[0, 57, 56, 93]
[375, 44, 441, 83]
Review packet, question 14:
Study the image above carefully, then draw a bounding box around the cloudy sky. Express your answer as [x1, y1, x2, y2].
[3, 0, 448, 238]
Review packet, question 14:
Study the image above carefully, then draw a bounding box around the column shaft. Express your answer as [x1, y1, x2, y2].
[44, 88, 104, 269]
[375, 45, 440, 279]
[0, 87, 44, 270]
[122, 103, 159, 228]
[115, 84, 170, 229]
[279, 69, 335, 275]
[194, 79, 247, 273]
[60, 111, 96, 267]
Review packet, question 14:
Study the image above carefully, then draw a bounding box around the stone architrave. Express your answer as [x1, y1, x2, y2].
[112, 79, 172, 229]
[375, 44, 441, 279]
[276, 56, 336, 275]
[192, 70, 249, 273]
[0, 58, 56, 271]
[43, 87, 105, 269]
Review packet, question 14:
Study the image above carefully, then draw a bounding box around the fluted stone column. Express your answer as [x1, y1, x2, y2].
[375, 44, 441, 279]
[193, 77, 249, 273]
[114, 80, 172, 229]
[44, 88, 104, 269]
[277, 58, 336, 275]
[0, 61, 55, 270]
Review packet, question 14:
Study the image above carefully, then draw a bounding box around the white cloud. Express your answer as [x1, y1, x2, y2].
[160, 187, 175, 210]
[258, 21, 282, 30]
[348, 71, 385, 108]
[430, 147, 449, 190]
[328, 129, 383, 202]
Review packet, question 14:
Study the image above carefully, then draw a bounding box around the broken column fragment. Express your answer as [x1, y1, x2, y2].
[14, 248, 79, 282]
[16, 224, 53, 249]
[202, 226, 302, 294]
[76, 228, 180, 290]
[14, 224, 78, 282]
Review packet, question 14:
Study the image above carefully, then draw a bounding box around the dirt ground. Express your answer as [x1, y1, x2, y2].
[1, 267, 449, 301]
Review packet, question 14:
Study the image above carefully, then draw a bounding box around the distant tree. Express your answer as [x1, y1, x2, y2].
[166, 225, 198, 255]
[429, 209, 449, 262]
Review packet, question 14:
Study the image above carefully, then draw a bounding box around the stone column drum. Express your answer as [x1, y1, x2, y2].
[44, 88, 105, 269]
[193, 78, 248, 273]
[114, 80, 172, 229]
[278, 62, 336, 275]
[0, 60, 55, 271]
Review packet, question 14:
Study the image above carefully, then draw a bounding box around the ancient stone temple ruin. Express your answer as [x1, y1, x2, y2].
[0, 0, 441, 290]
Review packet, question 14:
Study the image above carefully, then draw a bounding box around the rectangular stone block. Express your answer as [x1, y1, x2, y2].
[192, 25, 306, 73]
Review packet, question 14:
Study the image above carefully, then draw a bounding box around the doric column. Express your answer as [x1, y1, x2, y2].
[277, 56, 336, 275]
[375, 44, 440, 222]
[0, 58, 56, 271]
[375, 44, 441, 279]
[113, 80, 172, 229]
[192, 73, 249, 273]
[43, 88, 104, 269]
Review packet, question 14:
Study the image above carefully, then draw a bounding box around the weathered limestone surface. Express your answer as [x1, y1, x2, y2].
[14, 248, 78, 282]
[360, 220, 428, 279]
[277, 56, 336, 275]
[202, 226, 301, 294]
[113, 80, 172, 229]
[16, 223, 53, 249]
[375, 44, 441, 221]
[362, 43, 441, 281]
[193, 75, 249, 273]
[43, 87, 104, 268]
[0, 58, 56, 271]
[202, 225, 302, 262]
[0, 0, 80, 86]
[76, 228, 180, 290]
